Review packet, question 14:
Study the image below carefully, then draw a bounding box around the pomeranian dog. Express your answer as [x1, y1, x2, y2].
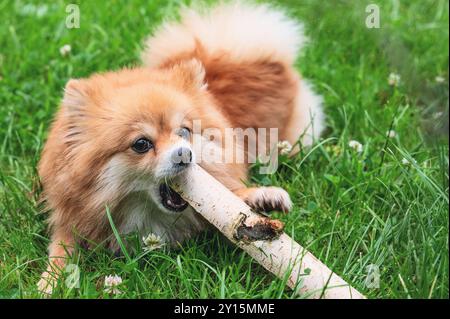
[37, 2, 324, 293]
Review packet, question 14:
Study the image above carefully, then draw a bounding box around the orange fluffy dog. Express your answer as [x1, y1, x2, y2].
[38, 2, 324, 293]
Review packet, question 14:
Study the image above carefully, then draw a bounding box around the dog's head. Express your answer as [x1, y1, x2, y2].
[45, 60, 225, 215]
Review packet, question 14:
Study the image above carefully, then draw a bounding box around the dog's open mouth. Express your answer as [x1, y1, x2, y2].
[159, 183, 188, 212]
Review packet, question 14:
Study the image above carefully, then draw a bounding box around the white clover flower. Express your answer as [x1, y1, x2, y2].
[348, 140, 363, 153]
[59, 44, 71, 57]
[277, 140, 293, 156]
[386, 130, 397, 138]
[142, 233, 164, 251]
[401, 157, 417, 166]
[433, 111, 443, 119]
[435, 76, 445, 83]
[388, 73, 401, 86]
[104, 275, 123, 295]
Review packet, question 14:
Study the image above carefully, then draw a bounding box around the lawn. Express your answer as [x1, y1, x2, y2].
[0, 0, 448, 299]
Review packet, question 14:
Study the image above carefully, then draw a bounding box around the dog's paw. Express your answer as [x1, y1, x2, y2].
[37, 272, 55, 297]
[238, 187, 292, 213]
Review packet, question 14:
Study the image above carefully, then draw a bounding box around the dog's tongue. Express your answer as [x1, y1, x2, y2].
[159, 183, 188, 212]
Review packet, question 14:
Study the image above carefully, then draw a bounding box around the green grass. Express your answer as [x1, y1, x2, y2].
[0, 0, 448, 299]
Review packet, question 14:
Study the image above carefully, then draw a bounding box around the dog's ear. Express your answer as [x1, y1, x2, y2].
[172, 59, 207, 91]
[62, 79, 89, 114]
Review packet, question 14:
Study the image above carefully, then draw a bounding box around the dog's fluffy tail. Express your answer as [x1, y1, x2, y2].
[141, 1, 306, 67]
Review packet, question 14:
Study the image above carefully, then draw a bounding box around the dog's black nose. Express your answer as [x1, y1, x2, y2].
[173, 147, 192, 167]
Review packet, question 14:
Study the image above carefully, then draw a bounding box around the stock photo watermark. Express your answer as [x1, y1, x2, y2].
[167, 120, 283, 174]
[63, 263, 381, 291]
[66, 4, 80, 29]
[365, 4, 380, 29]
[64, 264, 80, 289]
[364, 264, 380, 289]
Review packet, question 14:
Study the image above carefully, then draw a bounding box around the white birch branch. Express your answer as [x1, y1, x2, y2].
[172, 164, 366, 299]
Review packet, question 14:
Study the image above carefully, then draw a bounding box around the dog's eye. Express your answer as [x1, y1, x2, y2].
[177, 127, 191, 140]
[132, 138, 153, 154]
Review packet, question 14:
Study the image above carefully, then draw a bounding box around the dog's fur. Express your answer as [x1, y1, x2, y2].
[37, 2, 324, 293]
